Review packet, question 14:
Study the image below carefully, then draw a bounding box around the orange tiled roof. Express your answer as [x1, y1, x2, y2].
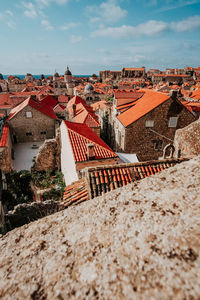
[61, 158, 187, 208]
[116, 93, 144, 108]
[117, 90, 170, 127]
[190, 88, 200, 100]
[0, 124, 9, 147]
[183, 101, 200, 112]
[87, 159, 186, 198]
[0, 93, 11, 107]
[67, 95, 86, 109]
[114, 90, 144, 100]
[90, 100, 107, 111]
[53, 103, 66, 112]
[8, 96, 58, 121]
[72, 102, 100, 128]
[61, 179, 89, 208]
[58, 95, 69, 103]
[64, 121, 118, 163]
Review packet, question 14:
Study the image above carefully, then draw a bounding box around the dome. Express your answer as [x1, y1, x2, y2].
[84, 84, 94, 92]
[65, 67, 72, 76]
[54, 72, 59, 77]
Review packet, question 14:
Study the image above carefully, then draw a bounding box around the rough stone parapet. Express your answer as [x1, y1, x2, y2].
[0, 156, 199, 299]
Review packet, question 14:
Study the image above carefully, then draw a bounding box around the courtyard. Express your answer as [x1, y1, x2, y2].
[12, 142, 43, 171]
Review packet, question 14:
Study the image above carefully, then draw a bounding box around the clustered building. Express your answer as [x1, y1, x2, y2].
[0, 64, 200, 213]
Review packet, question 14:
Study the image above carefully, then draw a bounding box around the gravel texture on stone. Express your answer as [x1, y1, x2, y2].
[174, 117, 200, 157]
[0, 156, 200, 300]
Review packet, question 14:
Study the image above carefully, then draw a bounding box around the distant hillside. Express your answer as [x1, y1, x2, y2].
[0, 156, 200, 299]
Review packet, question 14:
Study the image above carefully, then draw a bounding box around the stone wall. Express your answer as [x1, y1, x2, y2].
[8, 83, 26, 92]
[33, 129, 61, 171]
[115, 97, 196, 161]
[0, 156, 200, 299]
[4, 200, 59, 232]
[8, 105, 56, 143]
[174, 117, 200, 157]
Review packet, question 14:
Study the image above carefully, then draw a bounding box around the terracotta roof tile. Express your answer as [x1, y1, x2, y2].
[8, 96, 58, 120]
[117, 90, 170, 127]
[0, 124, 9, 147]
[61, 158, 188, 208]
[90, 100, 107, 111]
[61, 179, 89, 209]
[64, 121, 118, 163]
[70, 102, 100, 128]
[87, 159, 188, 198]
[0, 93, 11, 107]
[58, 95, 69, 103]
[41, 95, 58, 108]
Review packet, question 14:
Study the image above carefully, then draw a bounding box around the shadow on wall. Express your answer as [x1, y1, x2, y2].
[4, 200, 59, 233]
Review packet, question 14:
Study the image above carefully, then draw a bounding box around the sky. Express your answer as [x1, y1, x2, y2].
[0, 0, 200, 75]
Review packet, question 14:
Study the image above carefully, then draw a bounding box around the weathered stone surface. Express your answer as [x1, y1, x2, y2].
[0, 148, 12, 173]
[34, 129, 61, 171]
[34, 139, 57, 171]
[174, 117, 200, 157]
[4, 200, 59, 231]
[0, 156, 200, 299]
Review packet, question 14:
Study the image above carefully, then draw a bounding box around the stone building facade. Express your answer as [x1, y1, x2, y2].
[122, 67, 146, 78]
[174, 118, 200, 158]
[99, 67, 146, 82]
[99, 70, 121, 82]
[8, 105, 57, 143]
[152, 74, 191, 84]
[110, 93, 197, 161]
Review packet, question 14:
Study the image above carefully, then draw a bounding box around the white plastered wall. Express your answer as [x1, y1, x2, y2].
[60, 121, 78, 186]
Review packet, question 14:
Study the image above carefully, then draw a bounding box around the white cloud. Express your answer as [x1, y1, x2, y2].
[91, 15, 200, 38]
[23, 2, 37, 18]
[87, 0, 127, 24]
[56, 0, 68, 4]
[6, 10, 13, 16]
[171, 15, 200, 31]
[35, 0, 68, 6]
[41, 19, 54, 30]
[91, 20, 168, 38]
[0, 10, 16, 29]
[7, 21, 16, 30]
[157, 0, 200, 12]
[60, 22, 79, 30]
[70, 35, 82, 43]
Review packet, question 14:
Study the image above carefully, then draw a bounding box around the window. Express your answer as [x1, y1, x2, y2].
[26, 111, 32, 118]
[40, 131, 46, 135]
[153, 140, 163, 151]
[168, 117, 178, 128]
[145, 120, 154, 127]
[26, 132, 32, 136]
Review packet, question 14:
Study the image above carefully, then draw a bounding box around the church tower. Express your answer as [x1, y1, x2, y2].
[64, 66, 74, 96]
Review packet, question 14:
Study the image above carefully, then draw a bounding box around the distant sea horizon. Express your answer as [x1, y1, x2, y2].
[3, 74, 92, 80]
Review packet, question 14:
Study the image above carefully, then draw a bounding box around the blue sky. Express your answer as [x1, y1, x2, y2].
[0, 0, 200, 75]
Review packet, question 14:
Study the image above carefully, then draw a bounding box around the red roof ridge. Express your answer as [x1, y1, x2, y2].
[64, 121, 117, 162]
[0, 124, 9, 147]
[8, 96, 58, 120]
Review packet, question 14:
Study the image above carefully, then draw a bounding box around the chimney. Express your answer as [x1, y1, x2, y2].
[169, 90, 178, 100]
[72, 104, 76, 118]
[87, 143, 95, 160]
